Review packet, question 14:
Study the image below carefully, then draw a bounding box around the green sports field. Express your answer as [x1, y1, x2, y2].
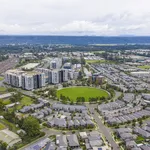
[57, 87, 109, 102]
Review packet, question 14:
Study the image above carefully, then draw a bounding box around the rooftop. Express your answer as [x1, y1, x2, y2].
[22, 63, 40, 69]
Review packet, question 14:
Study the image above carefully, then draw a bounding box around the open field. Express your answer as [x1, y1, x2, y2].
[138, 65, 150, 69]
[57, 87, 109, 102]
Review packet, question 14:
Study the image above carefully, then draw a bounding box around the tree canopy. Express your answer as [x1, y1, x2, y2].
[22, 116, 40, 137]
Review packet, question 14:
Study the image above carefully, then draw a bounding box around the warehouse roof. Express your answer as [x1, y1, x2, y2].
[0, 129, 22, 148]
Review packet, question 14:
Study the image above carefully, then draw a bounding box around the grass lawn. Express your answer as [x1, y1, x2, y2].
[0, 119, 19, 132]
[3, 99, 11, 105]
[135, 135, 145, 144]
[0, 122, 5, 130]
[16, 96, 34, 110]
[57, 87, 109, 102]
[0, 87, 6, 93]
[138, 65, 150, 69]
[0, 77, 4, 81]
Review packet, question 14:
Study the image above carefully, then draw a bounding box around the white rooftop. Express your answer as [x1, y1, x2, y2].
[22, 63, 39, 69]
[0, 129, 22, 148]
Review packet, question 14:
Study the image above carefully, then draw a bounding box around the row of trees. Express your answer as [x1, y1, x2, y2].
[59, 94, 108, 104]
[76, 97, 85, 103]
[89, 96, 106, 103]
[60, 94, 71, 104]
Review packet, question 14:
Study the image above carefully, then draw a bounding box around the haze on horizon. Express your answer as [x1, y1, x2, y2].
[0, 0, 150, 36]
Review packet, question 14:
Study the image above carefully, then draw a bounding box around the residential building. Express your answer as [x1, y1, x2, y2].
[51, 70, 59, 84]
[59, 69, 69, 82]
[22, 72, 45, 90]
[5, 69, 24, 87]
[67, 134, 80, 148]
[5, 69, 45, 90]
[50, 58, 62, 69]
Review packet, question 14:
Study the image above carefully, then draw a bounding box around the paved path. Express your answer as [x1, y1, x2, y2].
[86, 104, 120, 150]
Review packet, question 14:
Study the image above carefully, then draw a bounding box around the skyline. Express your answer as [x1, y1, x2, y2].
[0, 0, 150, 36]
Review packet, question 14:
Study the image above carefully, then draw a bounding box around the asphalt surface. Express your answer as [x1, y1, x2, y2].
[86, 104, 120, 150]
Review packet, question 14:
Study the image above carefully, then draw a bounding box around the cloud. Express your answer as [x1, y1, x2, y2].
[0, 0, 150, 35]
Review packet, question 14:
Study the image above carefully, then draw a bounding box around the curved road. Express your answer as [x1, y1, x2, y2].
[86, 104, 120, 150]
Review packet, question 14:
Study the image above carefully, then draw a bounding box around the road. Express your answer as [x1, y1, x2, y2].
[86, 104, 120, 150]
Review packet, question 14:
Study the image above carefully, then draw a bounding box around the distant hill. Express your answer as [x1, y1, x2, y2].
[0, 35, 150, 45]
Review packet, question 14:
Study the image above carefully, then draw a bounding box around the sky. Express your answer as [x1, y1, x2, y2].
[0, 0, 150, 36]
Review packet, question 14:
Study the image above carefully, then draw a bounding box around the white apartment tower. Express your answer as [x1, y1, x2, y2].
[51, 70, 59, 84]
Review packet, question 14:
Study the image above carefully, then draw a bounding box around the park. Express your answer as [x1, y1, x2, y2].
[57, 86, 109, 102]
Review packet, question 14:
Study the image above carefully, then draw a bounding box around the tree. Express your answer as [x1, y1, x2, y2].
[81, 57, 85, 65]
[62, 83, 68, 87]
[10, 92, 23, 103]
[132, 122, 136, 127]
[81, 97, 85, 103]
[0, 99, 4, 110]
[71, 58, 80, 64]
[22, 116, 40, 137]
[60, 94, 63, 100]
[0, 141, 7, 150]
[4, 112, 15, 123]
[48, 88, 57, 97]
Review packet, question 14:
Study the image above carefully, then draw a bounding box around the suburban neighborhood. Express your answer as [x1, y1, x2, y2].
[0, 47, 150, 150]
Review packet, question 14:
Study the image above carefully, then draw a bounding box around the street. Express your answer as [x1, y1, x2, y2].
[86, 104, 120, 150]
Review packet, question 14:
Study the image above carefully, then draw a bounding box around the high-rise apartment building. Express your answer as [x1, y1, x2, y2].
[5, 69, 24, 88]
[51, 70, 59, 84]
[50, 58, 62, 69]
[5, 69, 45, 90]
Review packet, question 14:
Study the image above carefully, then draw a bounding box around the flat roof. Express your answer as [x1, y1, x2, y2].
[0, 129, 21, 147]
[22, 63, 39, 69]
